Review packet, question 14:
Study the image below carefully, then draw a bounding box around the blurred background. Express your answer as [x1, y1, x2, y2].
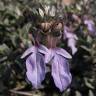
[0, 0, 96, 96]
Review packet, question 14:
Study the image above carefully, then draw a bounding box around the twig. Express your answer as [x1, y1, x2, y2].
[9, 90, 33, 96]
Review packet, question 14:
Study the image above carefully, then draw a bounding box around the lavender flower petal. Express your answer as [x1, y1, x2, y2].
[21, 45, 47, 88]
[84, 20, 95, 32]
[52, 50, 72, 92]
[63, 26, 78, 40]
[45, 48, 72, 92]
[63, 26, 74, 39]
[68, 38, 77, 55]
[21, 46, 35, 59]
[26, 49, 45, 88]
[84, 19, 96, 35]
[45, 49, 55, 64]
[63, 26, 78, 55]
[56, 48, 72, 59]
[38, 45, 48, 54]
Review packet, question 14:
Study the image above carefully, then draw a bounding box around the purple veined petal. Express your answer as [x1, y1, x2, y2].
[63, 26, 68, 40]
[84, 19, 94, 26]
[84, 20, 95, 32]
[38, 45, 48, 54]
[21, 46, 36, 59]
[52, 54, 72, 92]
[63, 26, 67, 40]
[26, 50, 45, 88]
[63, 25, 78, 55]
[65, 32, 77, 39]
[63, 26, 74, 39]
[56, 48, 72, 59]
[45, 49, 55, 64]
[64, 26, 78, 40]
[68, 38, 77, 55]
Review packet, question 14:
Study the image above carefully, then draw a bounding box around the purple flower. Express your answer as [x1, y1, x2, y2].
[63, 26, 78, 55]
[45, 48, 72, 92]
[84, 19, 96, 36]
[21, 45, 47, 88]
[21, 43, 72, 92]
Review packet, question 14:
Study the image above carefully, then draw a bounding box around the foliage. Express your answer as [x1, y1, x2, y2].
[0, 0, 96, 96]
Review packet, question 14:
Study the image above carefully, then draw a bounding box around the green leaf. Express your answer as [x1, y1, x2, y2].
[84, 78, 94, 89]
[0, 44, 11, 54]
[0, 2, 5, 11]
[87, 36, 93, 44]
[20, 23, 32, 38]
[80, 45, 91, 52]
[93, 58, 96, 64]
[75, 91, 82, 96]
[88, 90, 94, 96]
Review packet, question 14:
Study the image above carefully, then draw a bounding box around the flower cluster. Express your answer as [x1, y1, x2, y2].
[21, 21, 73, 92]
[21, 12, 96, 92]
[21, 44, 72, 92]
